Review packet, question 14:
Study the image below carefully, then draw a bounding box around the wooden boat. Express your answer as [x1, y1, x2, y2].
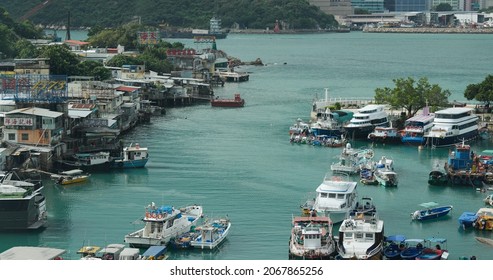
[383, 235, 407, 260]
[210, 93, 245, 107]
[53, 169, 90, 185]
[190, 217, 231, 250]
[367, 125, 401, 143]
[411, 202, 453, 221]
[475, 236, 493, 247]
[289, 216, 336, 260]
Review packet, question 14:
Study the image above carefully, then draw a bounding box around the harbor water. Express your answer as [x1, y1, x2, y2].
[3, 31, 493, 260]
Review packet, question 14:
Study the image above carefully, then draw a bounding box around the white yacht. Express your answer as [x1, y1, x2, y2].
[344, 104, 389, 139]
[424, 107, 479, 147]
[401, 106, 435, 145]
[124, 203, 203, 248]
[312, 174, 358, 224]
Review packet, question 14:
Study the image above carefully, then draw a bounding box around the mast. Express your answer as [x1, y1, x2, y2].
[65, 11, 71, 40]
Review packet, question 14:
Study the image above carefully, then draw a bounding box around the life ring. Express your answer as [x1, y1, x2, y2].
[157, 214, 163, 219]
[145, 212, 151, 218]
[152, 213, 157, 218]
[383, 133, 387, 139]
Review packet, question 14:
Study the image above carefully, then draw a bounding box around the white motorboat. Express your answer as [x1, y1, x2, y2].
[289, 216, 336, 260]
[336, 211, 384, 260]
[124, 203, 203, 248]
[312, 174, 358, 224]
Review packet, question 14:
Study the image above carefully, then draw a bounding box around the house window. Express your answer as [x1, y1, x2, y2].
[21, 133, 29, 141]
[8, 134, 15, 141]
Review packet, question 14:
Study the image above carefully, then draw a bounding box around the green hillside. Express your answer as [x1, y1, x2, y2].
[0, 0, 338, 30]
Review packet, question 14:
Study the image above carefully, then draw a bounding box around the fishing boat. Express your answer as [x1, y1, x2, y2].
[400, 239, 425, 260]
[383, 235, 407, 260]
[416, 237, 449, 260]
[359, 165, 378, 185]
[289, 118, 310, 135]
[367, 125, 401, 143]
[473, 207, 493, 230]
[59, 151, 113, 172]
[311, 174, 358, 224]
[112, 143, 149, 168]
[124, 203, 203, 248]
[141, 245, 168, 260]
[374, 168, 398, 187]
[118, 248, 142, 260]
[289, 216, 336, 260]
[211, 93, 245, 107]
[77, 245, 101, 260]
[428, 170, 448, 186]
[458, 211, 478, 229]
[52, 169, 90, 185]
[190, 217, 231, 250]
[336, 210, 384, 260]
[330, 143, 374, 175]
[411, 202, 453, 221]
[444, 141, 485, 187]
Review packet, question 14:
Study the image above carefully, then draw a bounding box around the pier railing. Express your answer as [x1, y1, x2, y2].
[313, 97, 375, 111]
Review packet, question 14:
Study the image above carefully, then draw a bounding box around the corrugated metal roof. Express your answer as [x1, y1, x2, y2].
[68, 110, 93, 118]
[6, 107, 63, 118]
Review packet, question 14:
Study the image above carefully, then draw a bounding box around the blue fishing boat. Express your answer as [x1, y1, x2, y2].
[383, 235, 406, 260]
[400, 239, 425, 260]
[112, 143, 149, 168]
[458, 211, 478, 229]
[411, 202, 453, 221]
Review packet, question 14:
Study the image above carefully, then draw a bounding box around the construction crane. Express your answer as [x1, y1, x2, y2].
[19, 1, 52, 21]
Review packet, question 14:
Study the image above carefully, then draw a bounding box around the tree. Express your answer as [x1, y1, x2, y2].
[464, 75, 493, 106]
[434, 3, 453, 11]
[14, 39, 39, 58]
[374, 77, 451, 118]
[77, 60, 111, 81]
[38, 44, 80, 75]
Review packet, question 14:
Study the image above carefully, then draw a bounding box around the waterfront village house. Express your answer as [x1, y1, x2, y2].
[64, 40, 90, 51]
[2, 107, 64, 171]
[13, 58, 50, 75]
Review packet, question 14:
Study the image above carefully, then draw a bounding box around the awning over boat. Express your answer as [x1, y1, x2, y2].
[0, 246, 66, 260]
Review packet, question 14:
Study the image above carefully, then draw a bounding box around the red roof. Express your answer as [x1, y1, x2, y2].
[64, 40, 90, 46]
[116, 86, 140, 92]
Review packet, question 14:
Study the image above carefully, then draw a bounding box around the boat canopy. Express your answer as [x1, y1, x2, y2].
[142, 245, 167, 258]
[386, 235, 406, 242]
[0, 246, 66, 260]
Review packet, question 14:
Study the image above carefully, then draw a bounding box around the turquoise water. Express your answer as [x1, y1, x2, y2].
[3, 32, 493, 260]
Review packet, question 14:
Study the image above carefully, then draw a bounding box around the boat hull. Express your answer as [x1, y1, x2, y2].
[113, 158, 148, 168]
[424, 130, 479, 148]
